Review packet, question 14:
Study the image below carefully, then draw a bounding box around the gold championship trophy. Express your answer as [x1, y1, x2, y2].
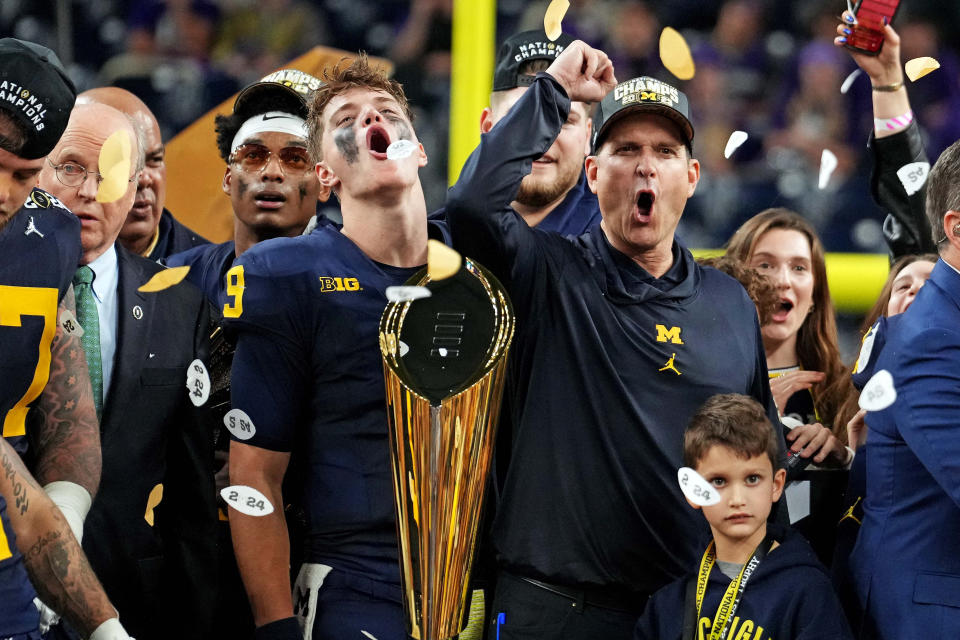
[380, 241, 515, 640]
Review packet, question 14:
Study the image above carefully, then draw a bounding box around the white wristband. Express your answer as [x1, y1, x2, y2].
[874, 109, 914, 135]
[89, 617, 132, 640]
[43, 481, 91, 542]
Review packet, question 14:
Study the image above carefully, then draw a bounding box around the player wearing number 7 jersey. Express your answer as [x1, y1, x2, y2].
[0, 38, 104, 632]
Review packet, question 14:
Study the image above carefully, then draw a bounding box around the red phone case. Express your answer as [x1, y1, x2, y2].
[844, 0, 901, 55]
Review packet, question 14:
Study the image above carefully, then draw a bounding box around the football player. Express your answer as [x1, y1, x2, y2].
[224, 54, 445, 640]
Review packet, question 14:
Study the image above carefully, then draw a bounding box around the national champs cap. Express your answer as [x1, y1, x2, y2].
[592, 76, 694, 154]
[493, 30, 576, 91]
[232, 68, 323, 120]
[0, 38, 77, 159]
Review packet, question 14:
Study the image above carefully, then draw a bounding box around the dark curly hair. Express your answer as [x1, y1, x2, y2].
[698, 255, 779, 326]
[214, 90, 306, 163]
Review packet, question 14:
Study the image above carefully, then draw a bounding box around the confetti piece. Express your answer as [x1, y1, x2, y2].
[427, 239, 461, 281]
[361, 632, 379, 640]
[724, 131, 748, 159]
[138, 265, 191, 292]
[543, 0, 569, 42]
[659, 27, 695, 81]
[853, 322, 878, 375]
[841, 68, 862, 94]
[398, 340, 410, 357]
[96, 130, 132, 204]
[144, 483, 163, 526]
[905, 56, 940, 82]
[385, 285, 432, 303]
[781, 415, 804, 430]
[859, 369, 896, 411]
[818, 149, 838, 190]
[185, 359, 210, 407]
[896, 161, 930, 196]
[221, 485, 274, 517]
[677, 467, 720, 506]
[386, 139, 417, 161]
[224, 408, 256, 441]
[59, 308, 84, 337]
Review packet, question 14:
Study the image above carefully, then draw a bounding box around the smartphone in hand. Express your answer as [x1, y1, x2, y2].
[844, 0, 902, 55]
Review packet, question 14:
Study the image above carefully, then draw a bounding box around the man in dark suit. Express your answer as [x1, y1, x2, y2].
[37, 101, 216, 640]
[851, 137, 960, 639]
[77, 87, 209, 262]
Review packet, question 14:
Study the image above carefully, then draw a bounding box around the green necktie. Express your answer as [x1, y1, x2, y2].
[72, 266, 103, 418]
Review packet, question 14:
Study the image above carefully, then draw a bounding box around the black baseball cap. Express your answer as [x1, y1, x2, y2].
[493, 30, 576, 91]
[232, 68, 323, 120]
[592, 76, 694, 154]
[0, 38, 76, 159]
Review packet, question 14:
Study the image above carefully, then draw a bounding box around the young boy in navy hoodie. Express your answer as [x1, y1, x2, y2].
[634, 394, 853, 640]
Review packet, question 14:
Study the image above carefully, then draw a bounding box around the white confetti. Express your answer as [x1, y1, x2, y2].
[386, 139, 417, 160]
[438, 347, 448, 357]
[859, 369, 897, 412]
[853, 322, 878, 375]
[724, 131, 748, 159]
[398, 340, 410, 357]
[220, 485, 274, 517]
[818, 149, 838, 190]
[185, 359, 210, 407]
[59, 308, 84, 337]
[361, 632, 379, 640]
[224, 408, 256, 441]
[841, 68, 862, 95]
[677, 467, 721, 506]
[385, 285, 432, 303]
[896, 161, 930, 196]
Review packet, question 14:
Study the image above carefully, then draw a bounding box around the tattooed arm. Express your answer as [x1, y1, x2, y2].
[0, 438, 121, 637]
[32, 284, 101, 496]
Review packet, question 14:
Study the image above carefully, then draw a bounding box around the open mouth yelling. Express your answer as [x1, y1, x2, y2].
[772, 299, 794, 323]
[367, 126, 391, 160]
[254, 190, 286, 210]
[635, 190, 655, 222]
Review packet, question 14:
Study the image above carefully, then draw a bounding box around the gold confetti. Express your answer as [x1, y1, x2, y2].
[905, 56, 940, 82]
[659, 27, 695, 81]
[427, 239, 461, 281]
[543, 0, 570, 42]
[96, 130, 132, 204]
[144, 483, 163, 526]
[138, 265, 191, 292]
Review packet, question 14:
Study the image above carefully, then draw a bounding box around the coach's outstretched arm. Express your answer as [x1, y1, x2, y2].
[446, 41, 615, 279]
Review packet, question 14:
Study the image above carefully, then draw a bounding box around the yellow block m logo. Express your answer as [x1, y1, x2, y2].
[655, 324, 683, 344]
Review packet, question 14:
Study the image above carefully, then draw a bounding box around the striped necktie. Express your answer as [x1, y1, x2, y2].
[72, 265, 103, 418]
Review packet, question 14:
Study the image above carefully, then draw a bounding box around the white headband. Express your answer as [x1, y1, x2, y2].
[230, 111, 308, 155]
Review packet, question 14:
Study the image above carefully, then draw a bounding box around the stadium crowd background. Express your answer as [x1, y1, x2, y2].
[7, 0, 960, 351]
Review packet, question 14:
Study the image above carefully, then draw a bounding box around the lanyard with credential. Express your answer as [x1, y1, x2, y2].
[685, 536, 772, 640]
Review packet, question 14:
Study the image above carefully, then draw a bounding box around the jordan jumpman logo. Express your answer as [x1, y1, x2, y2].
[659, 353, 681, 375]
[25, 216, 44, 238]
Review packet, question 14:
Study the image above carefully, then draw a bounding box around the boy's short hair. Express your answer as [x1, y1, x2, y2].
[306, 53, 414, 163]
[684, 394, 780, 471]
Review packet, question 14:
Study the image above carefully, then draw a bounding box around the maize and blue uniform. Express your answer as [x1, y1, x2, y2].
[0, 494, 41, 637]
[446, 73, 782, 637]
[224, 221, 448, 639]
[1, 190, 82, 458]
[165, 241, 236, 310]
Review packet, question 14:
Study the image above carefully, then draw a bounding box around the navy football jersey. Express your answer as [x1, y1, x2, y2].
[1, 190, 82, 455]
[0, 494, 41, 635]
[165, 241, 236, 310]
[224, 223, 443, 585]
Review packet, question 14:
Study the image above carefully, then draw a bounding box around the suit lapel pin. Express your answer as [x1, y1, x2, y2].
[132, 305, 143, 320]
